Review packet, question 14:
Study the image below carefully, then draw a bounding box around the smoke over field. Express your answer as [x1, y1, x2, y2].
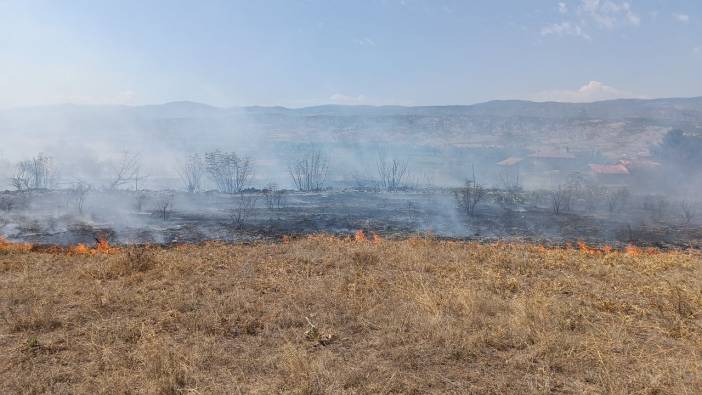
[2, 99, 702, 247]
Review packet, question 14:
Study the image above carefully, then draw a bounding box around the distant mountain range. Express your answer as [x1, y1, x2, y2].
[10, 95, 702, 119]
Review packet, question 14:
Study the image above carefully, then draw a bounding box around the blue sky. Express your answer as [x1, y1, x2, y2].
[0, 0, 700, 107]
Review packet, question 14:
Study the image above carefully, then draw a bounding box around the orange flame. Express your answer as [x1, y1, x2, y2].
[70, 243, 91, 255]
[577, 241, 596, 254]
[624, 245, 641, 256]
[354, 230, 367, 242]
[66, 239, 117, 255]
[95, 239, 111, 253]
[0, 236, 32, 252]
[371, 232, 383, 244]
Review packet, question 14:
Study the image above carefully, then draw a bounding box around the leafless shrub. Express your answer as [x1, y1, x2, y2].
[0, 195, 16, 212]
[497, 168, 523, 209]
[551, 185, 572, 215]
[377, 155, 408, 191]
[154, 193, 175, 221]
[455, 171, 485, 217]
[581, 183, 606, 212]
[178, 153, 205, 193]
[644, 195, 668, 222]
[134, 193, 149, 212]
[11, 154, 56, 191]
[229, 193, 258, 229]
[205, 151, 253, 193]
[10, 163, 30, 191]
[263, 184, 287, 209]
[605, 187, 630, 215]
[108, 151, 141, 190]
[70, 181, 91, 214]
[680, 200, 697, 224]
[289, 150, 328, 192]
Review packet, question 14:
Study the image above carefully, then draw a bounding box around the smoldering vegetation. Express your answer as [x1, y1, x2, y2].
[2, 100, 702, 247]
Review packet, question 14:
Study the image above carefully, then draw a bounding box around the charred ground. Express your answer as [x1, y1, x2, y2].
[2, 187, 702, 249]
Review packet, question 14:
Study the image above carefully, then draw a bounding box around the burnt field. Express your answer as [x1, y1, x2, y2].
[1, 188, 701, 248]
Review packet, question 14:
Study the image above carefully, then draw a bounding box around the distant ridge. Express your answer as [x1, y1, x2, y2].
[6, 95, 702, 114]
[2, 95, 701, 161]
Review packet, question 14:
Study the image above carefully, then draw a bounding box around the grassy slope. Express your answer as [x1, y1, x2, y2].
[1, 238, 701, 394]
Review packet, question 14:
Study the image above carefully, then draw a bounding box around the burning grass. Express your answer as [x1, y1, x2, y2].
[1, 236, 701, 393]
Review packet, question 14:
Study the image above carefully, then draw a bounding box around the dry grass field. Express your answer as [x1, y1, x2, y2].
[1, 235, 701, 394]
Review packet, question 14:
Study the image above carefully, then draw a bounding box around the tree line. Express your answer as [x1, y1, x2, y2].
[6, 150, 417, 194]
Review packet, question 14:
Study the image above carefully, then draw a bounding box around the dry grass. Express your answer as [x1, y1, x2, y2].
[1, 236, 701, 394]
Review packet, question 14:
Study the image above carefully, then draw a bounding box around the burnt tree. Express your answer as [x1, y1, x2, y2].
[205, 151, 253, 194]
[178, 153, 205, 193]
[377, 156, 408, 191]
[288, 151, 328, 192]
[108, 151, 141, 191]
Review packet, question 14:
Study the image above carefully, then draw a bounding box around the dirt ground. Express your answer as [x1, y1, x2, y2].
[1, 237, 701, 394]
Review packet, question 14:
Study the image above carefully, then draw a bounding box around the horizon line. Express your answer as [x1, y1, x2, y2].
[3, 95, 702, 111]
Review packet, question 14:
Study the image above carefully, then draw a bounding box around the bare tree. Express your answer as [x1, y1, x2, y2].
[205, 151, 253, 193]
[70, 181, 91, 214]
[134, 193, 149, 212]
[109, 151, 140, 190]
[497, 168, 522, 209]
[288, 150, 329, 192]
[455, 166, 485, 216]
[11, 154, 55, 191]
[263, 183, 287, 210]
[10, 163, 30, 191]
[643, 195, 668, 222]
[0, 195, 16, 212]
[154, 193, 175, 221]
[377, 155, 408, 191]
[605, 187, 630, 215]
[680, 200, 697, 224]
[178, 153, 205, 193]
[551, 185, 572, 215]
[132, 167, 148, 192]
[581, 183, 606, 213]
[229, 193, 258, 229]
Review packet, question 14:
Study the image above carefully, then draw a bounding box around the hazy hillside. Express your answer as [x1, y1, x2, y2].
[1, 97, 701, 187]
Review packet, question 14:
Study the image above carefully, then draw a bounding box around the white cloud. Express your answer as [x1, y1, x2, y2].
[541, 1, 640, 41]
[329, 93, 368, 105]
[673, 13, 690, 24]
[578, 0, 640, 28]
[694, 46, 702, 55]
[355, 37, 376, 47]
[541, 21, 591, 39]
[531, 81, 644, 102]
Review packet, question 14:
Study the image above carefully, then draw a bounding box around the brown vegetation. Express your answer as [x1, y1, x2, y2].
[1, 237, 702, 393]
